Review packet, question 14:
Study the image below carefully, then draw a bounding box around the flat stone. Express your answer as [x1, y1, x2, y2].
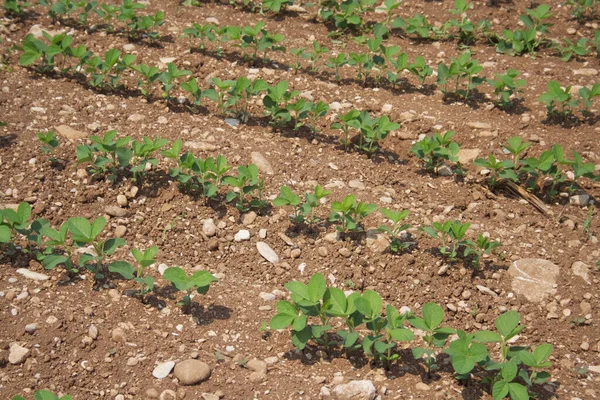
[508, 259, 560, 302]
[203, 219, 217, 237]
[105, 206, 128, 217]
[437, 163, 453, 176]
[574, 68, 598, 76]
[9, 343, 30, 364]
[127, 114, 146, 122]
[332, 380, 377, 400]
[241, 211, 257, 225]
[251, 152, 274, 175]
[184, 141, 217, 151]
[257, 242, 279, 264]
[55, 125, 87, 140]
[466, 122, 492, 129]
[348, 179, 365, 190]
[247, 358, 267, 374]
[111, 327, 126, 342]
[173, 359, 211, 385]
[153, 361, 176, 379]
[570, 194, 589, 206]
[572, 261, 591, 284]
[457, 149, 481, 165]
[16, 269, 49, 281]
[234, 230, 250, 242]
[366, 230, 389, 253]
[224, 118, 239, 127]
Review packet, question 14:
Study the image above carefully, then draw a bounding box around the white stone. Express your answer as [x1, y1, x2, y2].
[16, 268, 49, 281]
[152, 361, 175, 379]
[508, 259, 559, 302]
[332, 380, 376, 400]
[234, 230, 250, 241]
[256, 242, 279, 264]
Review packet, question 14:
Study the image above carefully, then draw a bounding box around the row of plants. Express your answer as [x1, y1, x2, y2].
[19, 29, 600, 124]
[410, 131, 599, 201]
[38, 129, 504, 267]
[5, 0, 165, 41]
[12, 390, 71, 400]
[270, 272, 553, 400]
[0, 201, 217, 306]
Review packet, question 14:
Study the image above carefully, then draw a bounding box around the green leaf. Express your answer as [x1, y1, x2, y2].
[103, 238, 126, 255]
[502, 360, 518, 381]
[67, 217, 92, 241]
[0, 225, 10, 243]
[41, 254, 69, 270]
[270, 313, 295, 329]
[473, 330, 502, 343]
[307, 273, 326, 303]
[533, 343, 553, 364]
[163, 267, 189, 291]
[495, 310, 520, 338]
[291, 326, 311, 350]
[108, 261, 134, 279]
[507, 383, 529, 400]
[492, 380, 509, 400]
[34, 391, 60, 400]
[422, 302, 444, 330]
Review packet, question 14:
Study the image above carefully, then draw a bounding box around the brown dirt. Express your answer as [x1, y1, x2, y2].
[1, 0, 600, 399]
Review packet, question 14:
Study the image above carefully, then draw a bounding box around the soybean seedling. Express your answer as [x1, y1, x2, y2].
[38, 221, 77, 272]
[130, 246, 158, 296]
[421, 220, 470, 261]
[273, 185, 331, 226]
[12, 390, 72, 400]
[378, 208, 412, 253]
[224, 164, 265, 212]
[36, 131, 59, 162]
[329, 194, 377, 233]
[67, 216, 130, 280]
[408, 302, 455, 378]
[463, 234, 502, 269]
[163, 266, 217, 307]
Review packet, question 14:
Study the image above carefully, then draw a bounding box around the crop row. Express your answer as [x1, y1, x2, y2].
[7, 0, 600, 61]
[17, 31, 600, 130]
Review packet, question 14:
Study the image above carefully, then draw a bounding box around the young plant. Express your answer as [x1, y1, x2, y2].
[87, 48, 136, 91]
[181, 77, 215, 108]
[555, 38, 589, 61]
[378, 208, 412, 253]
[307, 41, 329, 72]
[353, 111, 399, 156]
[578, 83, 600, 113]
[446, 0, 477, 44]
[182, 23, 217, 52]
[464, 234, 502, 269]
[331, 109, 360, 150]
[130, 246, 158, 296]
[262, 80, 299, 127]
[329, 194, 377, 233]
[273, 185, 331, 225]
[12, 390, 72, 400]
[437, 50, 484, 99]
[130, 136, 169, 185]
[36, 130, 59, 162]
[131, 63, 160, 97]
[421, 220, 470, 261]
[410, 131, 461, 174]
[407, 56, 433, 87]
[159, 62, 191, 102]
[4, 0, 30, 17]
[67, 216, 129, 280]
[473, 155, 517, 187]
[325, 53, 348, 81]
[503, 136, 530, 168]
[0, 202, 32, 253]
[408, 302, 455, 378]
[38, 221, 77, 272]
[486, 69, 526, 108]
[76, 130, 132, 182]
[224, 164, 265, 212]
[163, 266, 217, 307]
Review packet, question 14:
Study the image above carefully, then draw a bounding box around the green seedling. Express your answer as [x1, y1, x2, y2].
[578, 84, 600, 113]
[131, 63, 160, 98]
[331, 109, 361, 150]
[486, 69, 526, 108]
[491, 361, 530, 400]
[325, 53, 348, 81]
[163, 266, 217, 307]
[464, 234, 502, 269]
[446, 0, 477, 44]
[159, 62, 191, 101]
[329, 194, 377, 233]
[410, 131, 460, 174]
[353, 111, 399, 155]
[262, 0, 292, 13]
[496, 28, 537, 56]
[12, 390, 72, 400]
[181, 77, 216, 108]
[566, 0, 598, 20]
[393, 13, 433, 38]
[503, 136, 530, 168]
[4, 0, 30, 16]
[67, 216, 128, 280]
[437, 50, 484, 99]
[262, 80, 299, 126]
[76, 130, 132, 182]
[38, 221, 77, 272]
[130, 246, 158, 295]
[273, 185, 331, 225]
[288, 100, 330, 134]
[36, 130, 59, 161]
[224, 164, 265, 212]
[290, 47, 309, 74]
[408, 302, 455, 378]
[223, 77, 269, 121]
[0, 202, 32, 252]
[556, 38, 589, 61]
[87, 48, 136, 91]
[378, 208, 412, 253]
[182, 23, 217, 51]
[19, 32, 73, 73]
[421, 220, 470, 261]
[130, 136, 169, 184]
[538, 81, 579, 117]
[518, 344, 553, 388]
[407, 56, 433, 87]
[474, 155, 517, 187]
[381, 0, 402, 30]
[444, 329, 490, 380]
[307, 41, 329, 72]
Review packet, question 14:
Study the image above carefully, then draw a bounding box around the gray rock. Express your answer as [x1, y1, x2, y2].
[184, 141, 217, 151]
[234, 230, 250, 242]
[105, 206, 128, 217]
[476, 285, 498, 297]
[251, 152, 274, 175]
[152, 361, 176, 379]
[572, 261, 591, 284]
[508, 259, 559, 302]
[173, 359, 211, 385]
[457, 148, 481, 165]
[16, 268, 49, 281]
[9, 343, 30, 364]
[203, 219, 217, 237]
[257, 242, 279, 264]
[117, 195, 128, 207]
[224, 118, 239, 127]
[366, 230, 389, 253]
[348, 180, 365, 190]
[247, 358, 268, 374]
[55, 125, 87, 140]
[467, 122, 492, 129]
[241, 211, 257, 225]
[570, 194, 590, 206]
[25, 323, 37, 334]
[332, 380, 376, 400]
[574, 68, 598, 76]
[127, 114, 146, 122]
[437, 163, 453, 176]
